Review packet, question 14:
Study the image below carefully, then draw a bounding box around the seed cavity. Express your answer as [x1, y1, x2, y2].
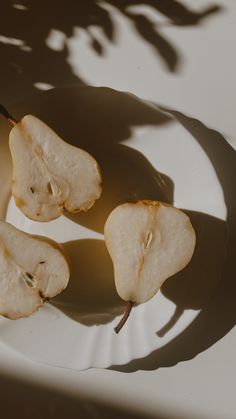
[23, 272, 37, 288]
[144, 231, 153, 249]
[30, 187, 35, 194]
[47, 181, 53, 195]
[47, 180, 62, 197]
[39, 261, 45, 264]
[26, 279, 33, 287]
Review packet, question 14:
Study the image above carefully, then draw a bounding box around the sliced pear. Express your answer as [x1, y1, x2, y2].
[0, 221, 70, 319]
[1, 105, 102, 221]
[104, 200, 196, 333]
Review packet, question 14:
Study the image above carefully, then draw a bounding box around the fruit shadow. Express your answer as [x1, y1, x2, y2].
[52, 239, 124, 326]
[157, 209, 227, 336]
[52, 208, 227, 331]
[109, 110, 236, 372]
[66, 143, 174, 233]
[11, 86, 174, 233]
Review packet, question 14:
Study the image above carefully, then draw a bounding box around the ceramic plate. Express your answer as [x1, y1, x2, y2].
[0, 86, 227, 369]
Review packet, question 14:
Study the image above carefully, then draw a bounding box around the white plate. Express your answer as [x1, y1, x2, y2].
[0, 86, 227, 369]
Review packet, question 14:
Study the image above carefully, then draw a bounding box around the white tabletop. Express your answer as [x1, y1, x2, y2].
[0, 1, 235, 418]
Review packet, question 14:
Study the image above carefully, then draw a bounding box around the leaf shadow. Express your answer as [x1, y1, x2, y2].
[0, 0, 223, 105]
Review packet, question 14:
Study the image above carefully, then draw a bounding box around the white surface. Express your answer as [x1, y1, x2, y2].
[0, 0, 235, 418]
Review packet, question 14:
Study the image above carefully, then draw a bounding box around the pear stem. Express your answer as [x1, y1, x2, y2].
[0, 104, 18, 126]
[114, 301, 134, 334]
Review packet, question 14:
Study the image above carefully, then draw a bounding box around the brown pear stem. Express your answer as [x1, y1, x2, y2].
[114, 301, 134, 334]
[0, 104, 18, 126]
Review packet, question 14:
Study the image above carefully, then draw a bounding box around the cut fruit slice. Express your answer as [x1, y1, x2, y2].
[0, 105, 102, 221]
[0, 221, 70, 319]
[104, 200, 196, 332]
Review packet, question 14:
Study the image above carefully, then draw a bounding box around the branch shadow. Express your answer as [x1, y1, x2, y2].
[0, 0, 223, 104]
[110, 1, 222, 71]
[142, 0, 222, 26]
[126, 12, 180, 72]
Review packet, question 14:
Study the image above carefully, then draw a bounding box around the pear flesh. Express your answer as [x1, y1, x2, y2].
[9, 115, 102, 221]
[0, 221, 70, 319]
[104, 201, 196, 307]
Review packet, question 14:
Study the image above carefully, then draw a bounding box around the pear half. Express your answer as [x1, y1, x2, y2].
[104, 201, 196, 333]
[0, 221, 70, 319]
[7, 112, 102, 221]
